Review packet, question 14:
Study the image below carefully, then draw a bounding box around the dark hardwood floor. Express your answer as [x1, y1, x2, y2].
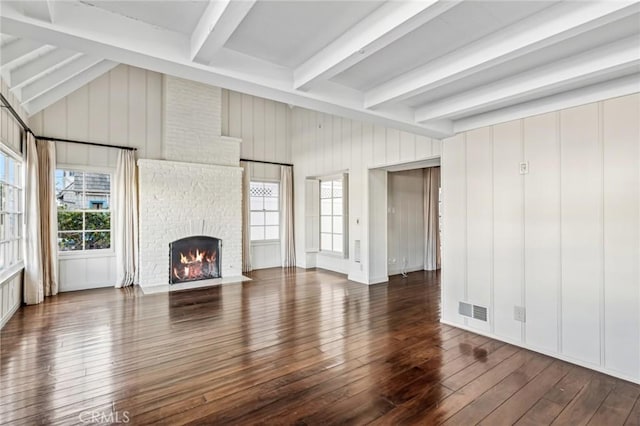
[1, 268, 639, 425]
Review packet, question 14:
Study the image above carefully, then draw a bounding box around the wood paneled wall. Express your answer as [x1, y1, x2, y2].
[441, 93, 640, 383]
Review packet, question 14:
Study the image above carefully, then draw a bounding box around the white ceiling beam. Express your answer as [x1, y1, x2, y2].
[452, 73, 640, 133]
[23, 60, 117, 115]
[19, 54, 103, 104]
[416, 36, 640, 123]
[365, 1, 640, 109]
[0, 38, 45, 67]
[9, 48, 78, 88]
[293, 0, 459, 91]
[190, 0, 256, 65]
[0, 2, 452, 138]
[20, 0, 55, 23]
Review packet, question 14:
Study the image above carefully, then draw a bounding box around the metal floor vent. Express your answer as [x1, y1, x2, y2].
[459, 302, 488, 322]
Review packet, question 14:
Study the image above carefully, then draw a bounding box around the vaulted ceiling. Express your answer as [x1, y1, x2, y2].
[1, 0, 639, 138]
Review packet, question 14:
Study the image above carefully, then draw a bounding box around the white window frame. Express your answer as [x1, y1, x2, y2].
[249, 179, 280, 243]
[56, 165, 114, 257]
[319, 173, 348, 257]
[0, 141, 24, 276]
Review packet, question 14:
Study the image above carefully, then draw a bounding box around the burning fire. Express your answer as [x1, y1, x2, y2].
[173, 249, 217, 282]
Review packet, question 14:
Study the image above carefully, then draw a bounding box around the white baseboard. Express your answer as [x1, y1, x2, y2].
[440, 319, 640, 385]
[1, 301, 20, 329]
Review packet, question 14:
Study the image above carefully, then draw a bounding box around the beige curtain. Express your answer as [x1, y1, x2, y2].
[280, 165, 295, 267]
[424, 166, 441, 271]
[25, 136, 58, 305]
[114, 150, 138, 287]
[241, 161, 252, 273]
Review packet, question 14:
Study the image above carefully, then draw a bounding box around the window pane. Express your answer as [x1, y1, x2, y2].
[333, 235, 343, 253]
[7, 158, 15, 183]
[321, 199, 332, 215]
[265, 225, 279, 240]
[8, 215, 16, 239]
[85, 231, 111, 250]
[0, 243, 4, 269]
[0, 214, 4, 241]
[250, 182, 264, 197]
[251, 226, 264, 241]
[321, 233, 332, 251]
[321, 216, 331, 233]
[86, 212, 110, 230]
[251, 211, 265, 226]
[264, 197, 278, 211]
[332, 198, 342, 216]
[0, 155, 5, 181]
[58, 211, 83, 231]
[250, 196, 263, 211]
[320, 181, 332, 199]
[332, 217, 343, 235]
[332, 180, 342, 197]
[59, 232, 83, 251]
[6, 186, 13, 211]
[0, 183, 4, 211]
[265, 211, 279, 226]
[264, 182, 279, 197]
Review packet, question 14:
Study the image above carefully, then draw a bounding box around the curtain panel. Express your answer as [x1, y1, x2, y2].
[114, 150, 139, 287]
[24, 136, 58, 305]
[280, 165, 296, 267]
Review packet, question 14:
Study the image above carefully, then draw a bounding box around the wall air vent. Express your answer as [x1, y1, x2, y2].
[459, 301, 488, 322]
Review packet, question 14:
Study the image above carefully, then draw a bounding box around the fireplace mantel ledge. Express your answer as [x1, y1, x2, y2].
[221, 135, 242, 144]
[137, 158, 243, 171]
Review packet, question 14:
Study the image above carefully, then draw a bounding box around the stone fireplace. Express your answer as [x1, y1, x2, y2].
[137, 76, 244, 293]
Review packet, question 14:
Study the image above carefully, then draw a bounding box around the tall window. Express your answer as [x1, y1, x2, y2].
[0, 148, 23, 271]
[320, 178, 343, 253]
[250, 181, 279, 241]
[56, 169, 112, 252]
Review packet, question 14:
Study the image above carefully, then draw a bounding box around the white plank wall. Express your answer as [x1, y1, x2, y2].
[441, 134, 466, 323]
[523, 112, 561, 354]
[30, 65, 164, 167]
[441, 93, 640, 383]
[290, 107, 441, 283]
[466, 127, 493, 333]
[492, 120, 524, 343]
[603, 95, 640, 379]
[560, 103, 602, 365]
[222, 89, 290, 165]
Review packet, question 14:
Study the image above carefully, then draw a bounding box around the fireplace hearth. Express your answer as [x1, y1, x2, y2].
[169, 236, 221, 284]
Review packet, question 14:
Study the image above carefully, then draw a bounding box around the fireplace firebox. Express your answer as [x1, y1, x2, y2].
[169, 236, 221, 284]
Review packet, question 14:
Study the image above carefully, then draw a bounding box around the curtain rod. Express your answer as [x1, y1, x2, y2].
[37, 136, 137, 151]
[240, 158, 293, 167]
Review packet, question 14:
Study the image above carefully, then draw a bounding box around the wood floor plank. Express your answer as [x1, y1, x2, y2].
[1, 268, 637, 425]
[552, 374, 617, 425]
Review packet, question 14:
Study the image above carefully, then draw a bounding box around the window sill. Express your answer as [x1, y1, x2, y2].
[250, 240, 281, 246]
[58, 250, 115, 259]
[0, 261, 25, 285]
[318, 251, 347, 259]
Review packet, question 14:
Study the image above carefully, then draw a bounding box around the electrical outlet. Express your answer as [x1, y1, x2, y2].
[519, 161, 529, 175]
[514, 306, 526, 322]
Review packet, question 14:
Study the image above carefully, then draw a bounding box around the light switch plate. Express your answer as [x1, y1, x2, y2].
[519, 161, 529, 174]
[514, 306, 526, 322]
